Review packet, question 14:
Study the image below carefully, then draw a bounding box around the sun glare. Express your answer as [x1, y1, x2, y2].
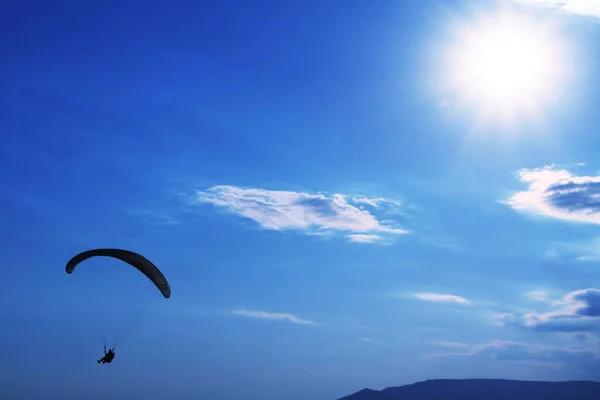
[441, 10, 571, 126]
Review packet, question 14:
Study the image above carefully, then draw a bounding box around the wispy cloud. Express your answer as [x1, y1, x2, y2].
[352, 195, 401, 209]
[1, 188, 57, 216]
[231, 309, 317, 325]
[194, 186, 407, 242]
[497, 288, 600, 332]
[511, 0, 600, 18]
[543, 236, 600, 262]
[544, 248, 559, 258]
[361, 337, 389, 345]
[427, 339, 599, 371]
[127, 207, 181, 225]
[414, 293, 470, 304]
[576, 255, 600, 262]
[525, 290, 550, 302]
[568, 237, 600, 262]
[347, 234, 385, 244]
[505, 165, 600, 225]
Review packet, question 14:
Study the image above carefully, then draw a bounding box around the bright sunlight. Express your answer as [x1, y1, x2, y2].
[441, 10, 571, 126]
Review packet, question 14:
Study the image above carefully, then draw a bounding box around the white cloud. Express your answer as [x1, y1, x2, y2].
[526, 290, 550, 302]
[347, 234, 385, 243]
[414, 292, 470, 304]
[546, 236, 600, 261]
[427, 339, 600, 373]
[505, 165, 600, 225]
[195, 186, 407, 242]
[576, 255, 600, 262]
[352, 195, 401, 209]
[511, 0, 600, 18]
[361, 337, 389, 345]
[497, 288, 600, 332]
[231, 310, 317, 325]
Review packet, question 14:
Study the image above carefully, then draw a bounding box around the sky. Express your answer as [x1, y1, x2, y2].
[2, 0, 600, 399]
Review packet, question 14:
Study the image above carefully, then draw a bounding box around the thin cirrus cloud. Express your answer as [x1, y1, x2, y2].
[540, 237, 600, 262]
[496, 288, 600, 332]
[504, 165, 600, 225]
[511, 0, 600, 18]
[414, 292, 470, 304]
[347, 234, 385, 244]
[558, 237, 600, 262]
[195, 185, 407, 242]
[525, 290, 550, 302]
[361, 337, 390, 346]
[427, 339, 600, 373]
[231, 310, 317, 325]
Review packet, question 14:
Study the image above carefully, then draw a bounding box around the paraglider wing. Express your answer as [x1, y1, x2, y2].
[65, 249, 171, 298]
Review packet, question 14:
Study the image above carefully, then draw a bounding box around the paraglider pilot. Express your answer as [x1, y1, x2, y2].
[98, 346, 115, 364]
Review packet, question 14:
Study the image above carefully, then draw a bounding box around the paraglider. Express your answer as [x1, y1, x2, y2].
[98, 346, 115, 364]
[65, 248, 171, 298]
[65, 248, 171, 363]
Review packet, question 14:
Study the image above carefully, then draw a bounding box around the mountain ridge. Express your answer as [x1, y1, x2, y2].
[336, 378, 600, 400]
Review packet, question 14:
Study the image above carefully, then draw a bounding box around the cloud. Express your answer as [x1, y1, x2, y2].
[231, 310, 317, 325]
[505, 165, 600, 225]
[545, 236, 600, 261]
[497, 288, 600, 332]
[127, 207, 181, 225]
[347, 234, 385, 244]
[511, 0, 600, 18]
[428, 339, 600, 372]
[352, 195, 401, 209]
[576, 255, 600, 262]
[544, 248, 559, 258]
[414, 293, 470, 304]
[526, 290, 550, 302]
[195, 186, 407, 242]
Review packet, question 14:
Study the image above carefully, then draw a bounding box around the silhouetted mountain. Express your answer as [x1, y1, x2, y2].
[336, 379, 600, 400]
[337, 388, 393, 400]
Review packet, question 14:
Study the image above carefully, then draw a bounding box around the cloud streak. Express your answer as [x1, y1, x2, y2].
[361, 337, 390, 345]
[414, 293, 470, 304]
[195, 186, 407, 242]
[512, 0, 600, 18]
[428, 339, 600, 372]
[505, 165, 600, 225]
[231, 310, 317, 325]
[526, 290, 550, 302]
[543, 236, 600, 262]
[497, 288, 600, 332]
[127, 207, 181, 225]
[347, 234, 385, 244]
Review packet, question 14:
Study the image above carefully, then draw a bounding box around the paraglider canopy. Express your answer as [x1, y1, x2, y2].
[65, 248, 171, 298]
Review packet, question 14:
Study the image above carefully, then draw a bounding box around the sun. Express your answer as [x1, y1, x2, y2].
[464, 27, 550, 103]
[440, 10, 570, 126]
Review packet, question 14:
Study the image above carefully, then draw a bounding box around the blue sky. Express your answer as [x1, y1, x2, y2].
[2, 0, 600, 399]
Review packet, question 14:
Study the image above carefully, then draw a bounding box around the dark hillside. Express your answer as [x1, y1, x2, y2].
[336, 378, 600, 400]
